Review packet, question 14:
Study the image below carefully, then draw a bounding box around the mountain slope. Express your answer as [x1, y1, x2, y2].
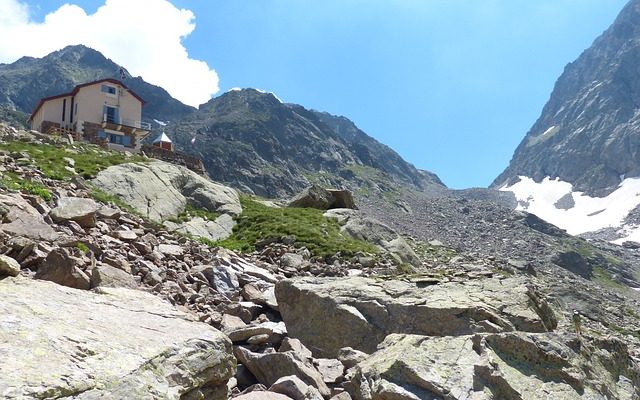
[167, 88, 444, 198]
[0, 45, 194, 123]
[493, 0, 640, 195]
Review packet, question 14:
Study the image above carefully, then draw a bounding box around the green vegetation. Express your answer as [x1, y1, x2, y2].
[76, 242, 90, 254]
[0, 141, 145, 180]
[592, 266, 627, 291]
[0, 172, 52, 201]
[215, 195, 378, 257]
[169, 204, 220, 224]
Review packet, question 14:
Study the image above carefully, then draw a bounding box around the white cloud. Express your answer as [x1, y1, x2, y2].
[0, 0, 219, 107]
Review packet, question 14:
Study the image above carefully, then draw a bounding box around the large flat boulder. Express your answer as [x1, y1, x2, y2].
[276, 276, 556, 358]
[50, 196, 98, 228]
[348, 332, 639, 399]
[0, 193, 58, 241]
[92, 161, 241, 223]
[0, 277, 235, 399]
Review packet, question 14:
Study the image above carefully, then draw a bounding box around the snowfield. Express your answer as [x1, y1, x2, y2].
[500, 176, 640, 242]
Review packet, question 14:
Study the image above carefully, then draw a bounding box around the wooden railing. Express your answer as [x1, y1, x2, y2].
[44, 125, 81, 141]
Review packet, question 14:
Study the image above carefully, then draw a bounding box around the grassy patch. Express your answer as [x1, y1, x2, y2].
[215, 195, 378, 257]
[169, 204, 220, 224]
[592, 266, 627, 291]
[0, 173, 52, 201]
[0, 141, 145, 180]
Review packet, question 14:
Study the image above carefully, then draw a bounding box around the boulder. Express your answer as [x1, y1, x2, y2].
[92, 161, 241, 222]
[234, 392, 293, 400]
[50, 197, 98, 228]
[168, 213, 236, 241]
[269, 375, 324, 400]
[90, 263, 137, 289]
[0, 277, 234, 399]
[234, 347, 331, 397]
[276, 276, 556, 357]
[0, 254, 20, 277]
[288, 185, 356, 210]
[324, 209, 421, 267]
[348, 332, 638, 399]
[0, 193, 58, 241]
[35, 248, 90, 290]
[552, 250, 593, 279]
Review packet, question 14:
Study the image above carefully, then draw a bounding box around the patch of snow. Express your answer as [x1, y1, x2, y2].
[612, 225, 640, 245]
[256, 88, 283, 103]
[153, 119, 167, 126]
[500, 176, 640, 236]
[227, 87, 242, 92]
[541, 126, 556, 136]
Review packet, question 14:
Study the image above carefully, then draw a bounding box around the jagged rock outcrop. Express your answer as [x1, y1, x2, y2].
[275, 276, 556, 358]
[288, 185, 356, 210]
[92, 160, 241, 240]
[493, 0, 640, 195]
[0, 276, 234, 399]
[348, 332, 639, 399]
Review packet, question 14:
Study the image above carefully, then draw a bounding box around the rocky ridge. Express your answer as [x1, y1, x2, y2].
[166, 88, 444, 198]
[0, 123, 639, 399]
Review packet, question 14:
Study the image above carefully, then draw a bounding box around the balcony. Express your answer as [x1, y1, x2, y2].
[102, 115, 151, 134]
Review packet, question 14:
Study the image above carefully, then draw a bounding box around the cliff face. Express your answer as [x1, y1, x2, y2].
[493, 0, 640, 195]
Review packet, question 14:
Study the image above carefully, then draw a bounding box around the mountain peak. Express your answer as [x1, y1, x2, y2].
[493, 0, 640, 195]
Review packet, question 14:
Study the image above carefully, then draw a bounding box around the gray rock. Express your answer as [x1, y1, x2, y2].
[158, 243, 184, 256]
[92, 161, 241, 222]
[324, 209, 421, 267]
[0, 277, 234, 399]
[213, 265, 240, 297]
[315, 358, 344, 384]
[50, 197, 98, 228]
[90, 263, 137, 289]
[337, 347, 368, 369]
[226, 321, 287, 343]
[234, 346, 331, 398]
[279, 338, 314, 362]
[0, 254, 20, 277]
[349, 332, 637, 400]
[0, 193, 58, 241]
[35, 248, 90, 290]
[172, 213, 236, 241]
[276, 276, 556, 357]
[234, 392, 293, 400]
[269, 375, 324, 400]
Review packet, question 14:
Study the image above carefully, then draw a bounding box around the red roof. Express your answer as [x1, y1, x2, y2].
[28, 78, 145, 122]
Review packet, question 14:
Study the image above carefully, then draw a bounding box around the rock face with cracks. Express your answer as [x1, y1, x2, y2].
[92, 160, 241, 240]
[0, 277, 235, 399]
[276, 276, 556, 358]
[348, 332, 640, 400]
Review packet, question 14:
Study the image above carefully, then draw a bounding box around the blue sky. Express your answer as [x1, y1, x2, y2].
[10, 0, 630, 188]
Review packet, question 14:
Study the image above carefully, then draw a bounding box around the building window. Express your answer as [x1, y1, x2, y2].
[103, 105, 119, 123]
[101, 85, 117, 95]
[109, 134, 123, 144]
[62, 99, 66, 122]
